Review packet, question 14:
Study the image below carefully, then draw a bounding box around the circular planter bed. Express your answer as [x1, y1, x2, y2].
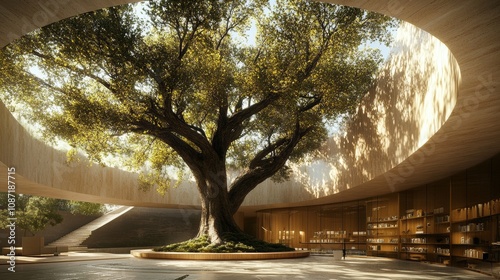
[131, 249, 310, 260]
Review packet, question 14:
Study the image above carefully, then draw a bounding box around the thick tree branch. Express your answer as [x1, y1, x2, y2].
[227, 95, 279, 128]
[249, 137, 290, 169]
[158, 88, 216, 158]
[299, 95, 323, 112]
[211, 94, 280, 160]
[132, 118, 204, 175]
[228, 122, 313, 213]
[31, 51, 112, 90]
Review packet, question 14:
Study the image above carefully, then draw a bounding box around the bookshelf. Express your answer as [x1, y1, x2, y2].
[427, 179, 452, 264]
[450, 160, 500, 271]
[398, 182, 451, 264]
[400, 186, 428, 261]
[366, 193, 400, 257]
[255, 153, 500, 276]
[305, 202, 366, 255]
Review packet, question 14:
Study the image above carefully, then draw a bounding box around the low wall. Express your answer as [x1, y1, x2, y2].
[131, 249, 310, 260]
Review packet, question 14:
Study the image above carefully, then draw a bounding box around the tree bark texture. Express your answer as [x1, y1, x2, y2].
[194, 167, 243, 244]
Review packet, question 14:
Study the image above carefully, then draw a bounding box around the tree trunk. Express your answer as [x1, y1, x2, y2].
[194, 167, 243, 245]
[197, 193, 242, 245]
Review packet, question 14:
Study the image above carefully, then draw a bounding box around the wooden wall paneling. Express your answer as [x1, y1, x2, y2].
[466, 160, 492, 209]
[451, 171, 467, 221]
[307, 206, 321, 252]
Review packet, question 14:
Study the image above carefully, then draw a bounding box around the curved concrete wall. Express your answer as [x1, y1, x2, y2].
[243, 21, 460, 207]
[1, 1, 499, 211]
[0, 0, 139, 47]
[306, 0, 500, 207]
[0, 98, 199, 207]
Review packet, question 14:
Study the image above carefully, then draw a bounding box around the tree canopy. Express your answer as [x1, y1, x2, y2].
[0, 0, 396, 244]
[0, 194, 105, 236]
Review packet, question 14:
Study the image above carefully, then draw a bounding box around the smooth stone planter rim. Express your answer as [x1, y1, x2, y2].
[131, 249, 310, 260]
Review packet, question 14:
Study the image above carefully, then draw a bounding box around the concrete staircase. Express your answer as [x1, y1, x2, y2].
[81, 207, 200, 248]
[48, 206, 134, 251]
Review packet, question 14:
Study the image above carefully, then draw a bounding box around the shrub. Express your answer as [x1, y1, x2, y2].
[154, 233, 294, 253]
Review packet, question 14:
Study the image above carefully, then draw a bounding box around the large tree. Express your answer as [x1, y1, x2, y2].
[0, 0, 395, 245]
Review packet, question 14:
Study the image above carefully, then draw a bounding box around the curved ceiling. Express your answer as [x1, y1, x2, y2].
[0, 1, 499, 211]
[312, 0, 500, 203]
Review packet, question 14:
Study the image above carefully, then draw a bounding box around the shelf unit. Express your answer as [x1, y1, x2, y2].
[399, 182, 451, 264]
[449, 160, 500, 271]
[305, 202, 367, 255]
[255, 153, 500, 275]
[366, 193, 400, 258]
[256, 202, 367, 255]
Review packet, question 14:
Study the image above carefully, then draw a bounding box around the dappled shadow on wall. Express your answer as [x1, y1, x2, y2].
[292, 22, 460, 198]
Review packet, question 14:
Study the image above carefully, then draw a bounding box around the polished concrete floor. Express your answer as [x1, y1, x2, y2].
[0, 253, 497, 279]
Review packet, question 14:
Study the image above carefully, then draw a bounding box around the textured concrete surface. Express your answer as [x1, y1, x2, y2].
[82, 207, 200, 248]
[0, 254, 495, 279]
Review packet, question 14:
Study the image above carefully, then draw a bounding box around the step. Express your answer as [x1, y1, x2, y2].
[68, 246, 88, 252]
[48, 206, 134, 247]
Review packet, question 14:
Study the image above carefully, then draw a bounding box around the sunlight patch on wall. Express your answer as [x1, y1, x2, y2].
[249, 21, 461, 204]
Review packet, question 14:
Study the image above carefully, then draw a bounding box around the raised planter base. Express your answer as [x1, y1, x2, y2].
[131, 249, 310, 260]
